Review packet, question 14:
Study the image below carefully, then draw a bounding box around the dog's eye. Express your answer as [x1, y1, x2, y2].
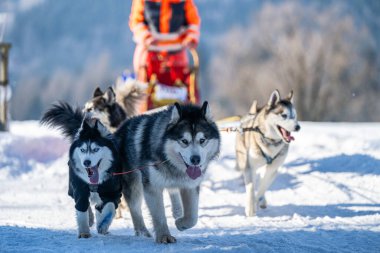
[181, 139, 189, 145]
[93, 148, 99, 153]
[80, 148, 86, 153]
[281, 114, 287, 119]
[199, 138, 206, 144]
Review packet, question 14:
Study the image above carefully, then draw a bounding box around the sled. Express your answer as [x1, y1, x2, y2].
[137, 48, 200, 111]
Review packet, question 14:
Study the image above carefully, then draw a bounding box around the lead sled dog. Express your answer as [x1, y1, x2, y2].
[118, 102, 220, 243]
[235, 90, 300, 216]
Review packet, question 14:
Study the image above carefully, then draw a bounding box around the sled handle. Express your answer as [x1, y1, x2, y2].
[189, 48, 199, 104]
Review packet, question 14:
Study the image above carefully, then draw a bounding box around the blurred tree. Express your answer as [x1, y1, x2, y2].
[209, 1, 380, 121]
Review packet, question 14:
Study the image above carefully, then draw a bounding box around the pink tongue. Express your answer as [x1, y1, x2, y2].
[186, 166, 202, 180]
[88, 166, 99, 184]
[280, 128, 295, 142]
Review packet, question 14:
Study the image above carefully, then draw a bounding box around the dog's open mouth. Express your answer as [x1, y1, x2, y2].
[179, 154, 202, 180]
[277, 126, 295, 143]
[85, 160, 101, 184]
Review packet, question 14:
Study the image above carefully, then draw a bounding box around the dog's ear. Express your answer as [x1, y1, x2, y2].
[94, 119, 111, 138]
[93, 87, 103, 98]
[249, 100, 258, 114]
[267, 90, 280, 109]
[78, 117, 91, 138]
[104, 87, 116, 103]
[201, 101, 213, 122]
[286, 90, 294, 103]
[169, 102, 182, 124]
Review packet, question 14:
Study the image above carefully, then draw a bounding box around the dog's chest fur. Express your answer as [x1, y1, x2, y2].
[146, 164, 204, 189]
[241, 114, 288, 166]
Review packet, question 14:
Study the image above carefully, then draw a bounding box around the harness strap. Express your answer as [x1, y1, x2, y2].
[112, 160, 168, 176]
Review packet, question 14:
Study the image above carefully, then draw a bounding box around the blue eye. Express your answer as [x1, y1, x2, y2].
[281, 114, 287, 119]
[93, 148, 99, 152]
[181, 139, 189, 145]
[199, 138, 206, 144]
[80, 148, 86, 153]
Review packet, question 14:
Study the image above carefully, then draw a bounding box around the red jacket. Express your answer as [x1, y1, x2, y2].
[130, 0, 201, 52]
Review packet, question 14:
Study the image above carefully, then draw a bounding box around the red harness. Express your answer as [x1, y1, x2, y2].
[112, 160, 168, 176]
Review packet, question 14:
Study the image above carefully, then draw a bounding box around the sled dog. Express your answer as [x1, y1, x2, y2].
[41, 112, 122, 238]
[84, 82, 144, 133]
[117, 102, 220, 243]
[83, 81, 144, 218]
[235, 90, 300, 216]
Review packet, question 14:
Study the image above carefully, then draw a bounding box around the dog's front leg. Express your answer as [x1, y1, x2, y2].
[244, 168, 257, 217]
[168, 189, 183, 219]
[256, 159, 284, 209]
[96, 202, 116, 235]
[175, 187, 199, 231]
[123, 174, 151, 237]
[144, 185, 176, 244]
[76, 210, 91, 238]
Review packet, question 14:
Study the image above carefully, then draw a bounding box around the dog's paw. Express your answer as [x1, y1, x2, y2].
[245, 206, 257, 217]
[97, 216, 112, 235]
[135, 229, 152, 238]
[175, 217, 197, 231]
[156, 234, 177, 244]
[259, 196, 267, 209]
[78, 233, 91, 239]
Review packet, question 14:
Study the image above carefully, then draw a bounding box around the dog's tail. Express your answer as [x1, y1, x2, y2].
[114, 77, 146, 117]
[40, 101, 84, 141]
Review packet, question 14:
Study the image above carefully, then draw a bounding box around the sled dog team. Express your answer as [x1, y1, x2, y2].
[41, 84, 300, 243]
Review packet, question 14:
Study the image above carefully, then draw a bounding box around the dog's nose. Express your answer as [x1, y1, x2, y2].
[295, 124, 301, 131]
[190, 155, 200, 165]
[83, 160, 91, 167]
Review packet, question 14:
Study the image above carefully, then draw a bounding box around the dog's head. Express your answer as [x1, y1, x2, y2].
[83, 87, 126, 131]
[264, 90, 300, 143]
[71, 118, 115, 184]
[164, 102, 220, 180]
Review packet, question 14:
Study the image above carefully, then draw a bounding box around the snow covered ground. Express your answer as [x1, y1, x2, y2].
[0, 121, 379, 253]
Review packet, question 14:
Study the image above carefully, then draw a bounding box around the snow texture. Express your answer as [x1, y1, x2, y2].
[0, 121, 379, 252]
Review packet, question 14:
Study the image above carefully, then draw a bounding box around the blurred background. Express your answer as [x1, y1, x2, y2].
[1, 0, 379, 121]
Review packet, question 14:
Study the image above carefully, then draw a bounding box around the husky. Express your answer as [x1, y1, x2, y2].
[84, 83, 144, 133]
[41, 107, 122, 238]
[83, 82, 144, 218]
[117, 102, 220, 243]
[235, 90, 300, 217]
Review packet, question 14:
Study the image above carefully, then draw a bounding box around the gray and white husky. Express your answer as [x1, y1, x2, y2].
[117, 102, 220, 243]
[235, 90, 300, 216]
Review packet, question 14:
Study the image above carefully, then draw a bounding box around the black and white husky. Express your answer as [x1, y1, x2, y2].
[117, 102, 221, 243]
[235, 90, 300, 216]
[41, 108, 122, 238]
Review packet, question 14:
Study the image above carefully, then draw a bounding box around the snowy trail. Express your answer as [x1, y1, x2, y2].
[0, 121, 379, 252]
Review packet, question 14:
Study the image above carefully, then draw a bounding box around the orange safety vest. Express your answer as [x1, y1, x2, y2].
[130, 0, 201, 52]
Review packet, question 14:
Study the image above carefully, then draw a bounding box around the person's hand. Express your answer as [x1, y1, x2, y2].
[144, 35, 157, 48]
[182, 35, 198, 49]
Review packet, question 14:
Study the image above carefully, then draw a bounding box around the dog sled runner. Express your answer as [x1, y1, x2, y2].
[137, 48, 200, 111]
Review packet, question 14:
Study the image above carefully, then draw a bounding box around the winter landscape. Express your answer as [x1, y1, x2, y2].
[0, 121, 379, 253]
[1, 1, 380, 252]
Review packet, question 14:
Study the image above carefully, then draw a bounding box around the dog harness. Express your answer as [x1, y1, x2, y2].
[67, 161, 122, 213]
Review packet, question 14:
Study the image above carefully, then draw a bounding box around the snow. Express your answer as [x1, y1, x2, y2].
[0, 121, 379, 253]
